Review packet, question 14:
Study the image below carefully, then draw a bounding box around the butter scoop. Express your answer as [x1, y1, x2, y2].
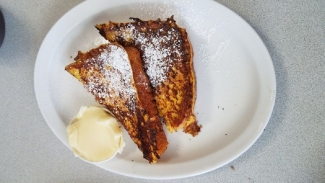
[67, 106, 125, 162]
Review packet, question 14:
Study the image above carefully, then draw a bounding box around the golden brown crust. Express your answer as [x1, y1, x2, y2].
[96, 16, 201, 136]
[65, 44, 166, 163]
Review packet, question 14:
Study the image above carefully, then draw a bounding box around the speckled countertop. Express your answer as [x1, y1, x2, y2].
[0, 0, 324, 182]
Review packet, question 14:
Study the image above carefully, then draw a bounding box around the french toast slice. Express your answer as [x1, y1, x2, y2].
[96, 16, 201, 136]
[65, 43, 167, 163]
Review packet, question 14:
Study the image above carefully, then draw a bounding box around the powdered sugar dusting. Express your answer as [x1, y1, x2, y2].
[123, 24, 182, 87]
[127, 0, 228, 43]
[83, 44, 136, 109]
[126, 0, 231, 70]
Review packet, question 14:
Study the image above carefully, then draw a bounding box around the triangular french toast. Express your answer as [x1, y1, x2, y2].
[96, 16, 201, 136]
[65, 43, 167, 163]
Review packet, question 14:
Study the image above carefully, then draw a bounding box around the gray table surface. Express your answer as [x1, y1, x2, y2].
[0, 0, 324, 182]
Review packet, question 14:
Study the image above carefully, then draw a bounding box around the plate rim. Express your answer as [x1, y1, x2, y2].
[34, 0, 276, 179]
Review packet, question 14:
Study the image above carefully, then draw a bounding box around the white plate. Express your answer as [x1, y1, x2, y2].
[34, 0, 276, 179]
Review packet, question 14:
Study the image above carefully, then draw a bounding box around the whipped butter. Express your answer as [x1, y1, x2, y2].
[67, 106, 125, 162]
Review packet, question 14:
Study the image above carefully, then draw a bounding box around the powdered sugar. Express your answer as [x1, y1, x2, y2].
[126, 0, 231, 78]
[123, 24, 182, 87]
[84, 44, 136, 109]
[126, 0, 225, 42]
